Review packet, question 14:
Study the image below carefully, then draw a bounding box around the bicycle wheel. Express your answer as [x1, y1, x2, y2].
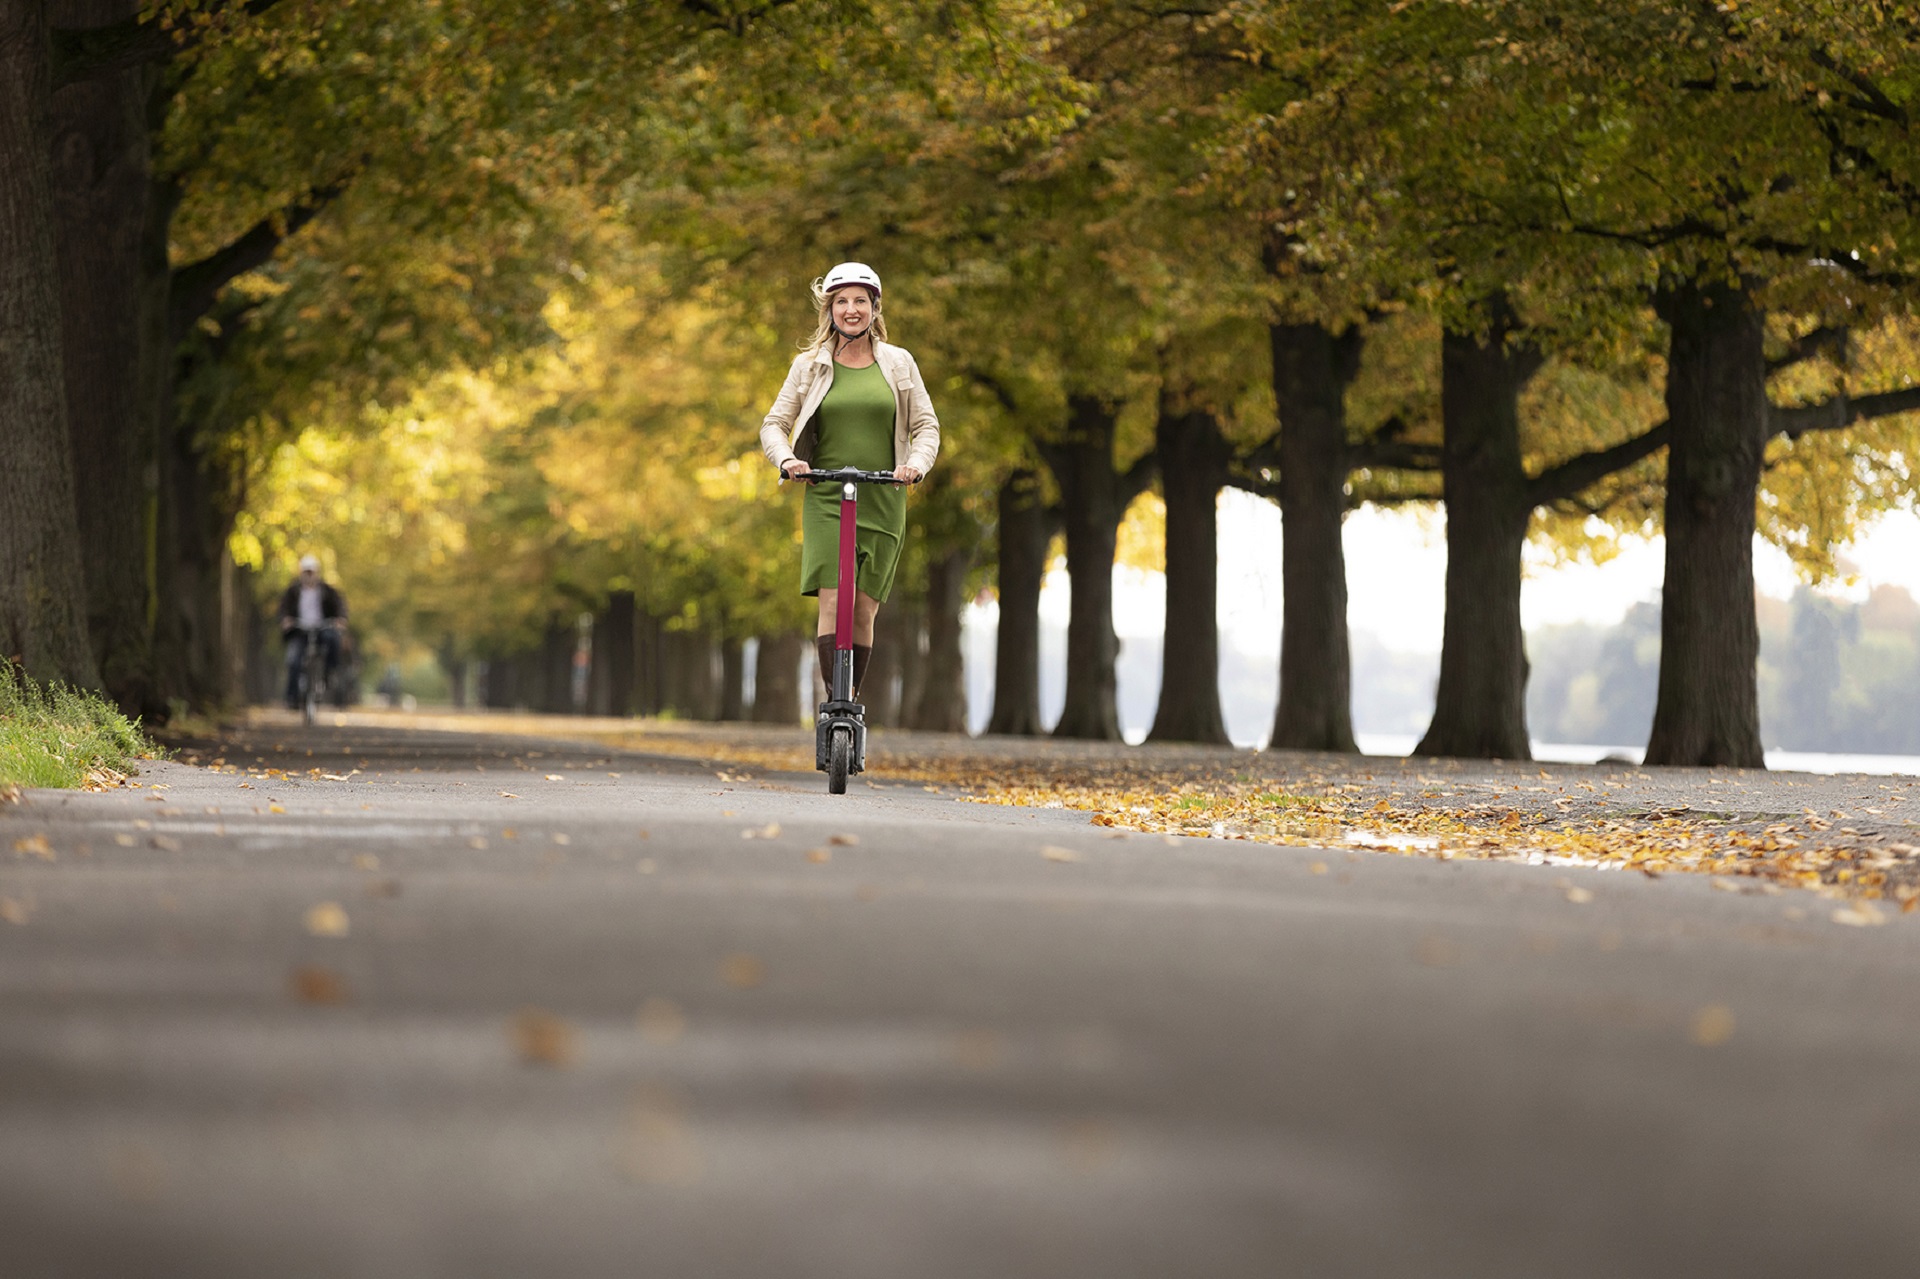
[302, 657, 321, 726]
[827, 725, 851, 795]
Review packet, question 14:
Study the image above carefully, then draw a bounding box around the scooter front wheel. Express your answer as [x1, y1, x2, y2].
[827, 725, 852, 794]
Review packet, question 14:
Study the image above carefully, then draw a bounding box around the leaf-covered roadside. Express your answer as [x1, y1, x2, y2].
[0, 663, 151, 793]
[606, 728, 1920, 911]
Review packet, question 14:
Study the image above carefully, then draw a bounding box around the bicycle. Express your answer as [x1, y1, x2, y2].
[290, 621, 337, 727]
[790, 467, 913, 794]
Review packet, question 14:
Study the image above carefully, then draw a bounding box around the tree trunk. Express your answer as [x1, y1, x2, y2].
[662, 627, 717, 719]
[1040, 396, 1125, 740]
[634, 609, 664, 716]
[166, 430, 236, 709]
[1148, 404, 1231, 745]
[482, 655, 518, 709]
[537, 620, 573, 714]
[986, 468, 1047, 736]
[600, 590, 635, 716]
[47, 0, 156, 712]
[893, 594, 927, 727]
[751, 632, 803, 724]
[911, 545, 970, 732]
[718, 636, 745, 721]
[0, 0, 99, 687]
[1644, 279, 1767, 768]
[440, 649, 468, 710]
[1268, 322, 1363, 753]
[1415, 308, 1542, 759]
[865, 606, 904, 726]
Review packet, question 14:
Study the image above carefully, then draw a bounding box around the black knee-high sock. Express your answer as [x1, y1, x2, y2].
[816, 634, 837, 695]
[852, 644, 873, 697]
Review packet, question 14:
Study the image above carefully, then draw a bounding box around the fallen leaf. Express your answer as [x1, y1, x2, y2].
[1690, 1004, 1736, 1046]
[511, 1007, 576, 1067]
[290, 965, 348, 1004]
[0, 896, 30, 925]
[113, 833, 136, 847]
[621, 1083, 701, 1184]
[545, 774, 565, 782]
[551, 832, 571, 846]
[499, 792, 520, 799]
[720, 953, 766, 989]
[268, 802, 286, 814]
[13, 834, 53, 860]
[637, 997, 686, 1043]
[1041, 846, 1082, 863]
[1564, 886, 1595, 904]
[805, 848, 832, 864]
[467, 836, 488, 849]
[828, 833, 860, 847]
[1832, 904, 1886, 927]
[304, 901, 350, 938]
[741, 822, 782, 840]
[352, 853, 380, 871]
[150, 835, 181, 852]
[1308, 861, 1329, 875]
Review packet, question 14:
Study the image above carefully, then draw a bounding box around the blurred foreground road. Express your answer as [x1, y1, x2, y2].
[3, 719, 1919, 1278]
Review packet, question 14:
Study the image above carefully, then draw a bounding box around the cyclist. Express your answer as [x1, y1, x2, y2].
[759, 262, 941, 697]
[277, 554, 348, 710]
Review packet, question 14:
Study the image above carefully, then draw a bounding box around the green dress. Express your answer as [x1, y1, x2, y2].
[800, 360, 906, 601]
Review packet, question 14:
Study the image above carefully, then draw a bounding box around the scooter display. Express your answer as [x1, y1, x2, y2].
[791, 467, 912, 794]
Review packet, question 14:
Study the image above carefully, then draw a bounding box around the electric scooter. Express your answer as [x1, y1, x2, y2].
[792, 467, 912, 794]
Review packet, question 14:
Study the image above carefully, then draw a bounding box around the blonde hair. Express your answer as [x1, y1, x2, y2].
[803, 277, 888, 355]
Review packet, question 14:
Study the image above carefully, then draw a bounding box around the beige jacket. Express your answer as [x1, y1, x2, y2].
[759, 340, 941, 475]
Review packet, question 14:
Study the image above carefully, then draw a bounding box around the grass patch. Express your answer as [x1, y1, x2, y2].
[0, 662, 149, 789]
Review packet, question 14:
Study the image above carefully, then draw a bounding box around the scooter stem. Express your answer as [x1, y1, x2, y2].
[833, 481, 858, 701]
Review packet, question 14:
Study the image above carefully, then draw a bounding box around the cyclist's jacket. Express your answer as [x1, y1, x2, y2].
[277, 580, 347, 628]
[760, 339, 941, 476]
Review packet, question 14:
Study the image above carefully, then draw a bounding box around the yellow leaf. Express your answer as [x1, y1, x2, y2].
[290, 965, 348, 1004]
[304, 901, 350, 937]
[1041, 846, 1082, 863]
[720, 953, 766, 989]
[511, 1007, 576, 1066]
[13, 834, 53, 860]
[1690, 1005, 1736, 1047]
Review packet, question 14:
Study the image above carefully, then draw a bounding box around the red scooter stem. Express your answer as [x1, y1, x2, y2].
[835, 481, 858, 654]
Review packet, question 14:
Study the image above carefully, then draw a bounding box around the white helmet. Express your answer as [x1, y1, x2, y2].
[822, 261, 881, 298]
[298, 554, 321, 573]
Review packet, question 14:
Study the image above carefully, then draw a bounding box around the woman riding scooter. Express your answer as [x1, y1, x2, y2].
[759, 262, 941, 698]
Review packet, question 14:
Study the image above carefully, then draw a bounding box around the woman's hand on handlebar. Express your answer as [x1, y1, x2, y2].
[781, 459, 811, 480]
[893, 465, 922, 484]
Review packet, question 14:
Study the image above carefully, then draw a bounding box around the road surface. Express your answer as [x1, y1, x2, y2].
[3, 720, 1917, 1277]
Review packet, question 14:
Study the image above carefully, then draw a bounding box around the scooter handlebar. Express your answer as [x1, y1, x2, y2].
[783, 466, 916, 486]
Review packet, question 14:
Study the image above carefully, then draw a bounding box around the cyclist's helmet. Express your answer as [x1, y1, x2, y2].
[823, 261, 882, 298]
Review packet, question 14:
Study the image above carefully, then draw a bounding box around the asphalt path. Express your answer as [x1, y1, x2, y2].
[4, 721, 1918, 1278]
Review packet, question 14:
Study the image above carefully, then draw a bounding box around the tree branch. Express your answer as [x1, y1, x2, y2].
[1767, 325, 1849, 375]
[168, 177, 351, 342]
[1346, 414, 1441, 470]
[52, 0, 287, 88]
[1119, 450, 1159, 505]
[1810, 48, 1910, 126]
[1768, 387, 1920, 439]
[1526, 422, 1671, 507]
